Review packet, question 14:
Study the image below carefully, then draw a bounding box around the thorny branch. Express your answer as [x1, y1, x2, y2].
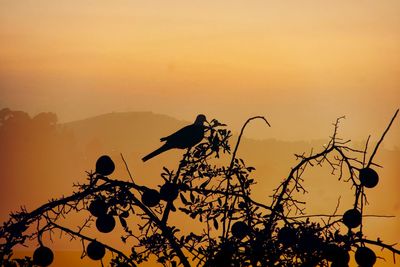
[1, 110, 399, 267]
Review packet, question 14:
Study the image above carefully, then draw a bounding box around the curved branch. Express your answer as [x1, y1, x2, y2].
[49, 221, 134, 265]
[222, 116, 271, 239]
[354, 238, 400, 255]
[367, 109, 399, 167]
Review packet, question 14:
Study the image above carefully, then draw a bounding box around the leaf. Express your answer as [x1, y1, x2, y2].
[213, 218, 219, 230]
[109, 209, 118, 216]
[119, 216, 127, 228]
[180, 193, 189, 205]
[200, 179, 210, 189]
[171, 203, 176, 212]
[157, 256, 167, 263]
[163, 167, 169, 173]
[120, 211, 129, 218]
[179, 208, 191, 214]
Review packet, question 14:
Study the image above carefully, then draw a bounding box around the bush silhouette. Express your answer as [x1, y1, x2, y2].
[0, 112, 399, 267]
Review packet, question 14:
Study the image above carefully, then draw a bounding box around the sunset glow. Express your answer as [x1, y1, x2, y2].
[1, 1, 399, 266]
[1, 1, 399, 142]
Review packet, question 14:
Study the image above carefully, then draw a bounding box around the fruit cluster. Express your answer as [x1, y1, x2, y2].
[2, 113, 398, 267]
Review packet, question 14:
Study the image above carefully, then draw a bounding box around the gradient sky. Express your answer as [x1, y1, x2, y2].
[1, 0, 400, 146]
[1, 2, 400, 266]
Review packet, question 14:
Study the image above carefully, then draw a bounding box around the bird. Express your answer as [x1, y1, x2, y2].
[142, 114, 207, 162]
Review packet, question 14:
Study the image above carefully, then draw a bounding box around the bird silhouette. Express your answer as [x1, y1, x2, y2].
[142, 114, 207, 162]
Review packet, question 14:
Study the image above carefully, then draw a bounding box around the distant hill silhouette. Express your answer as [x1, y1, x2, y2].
[63, 112, 188, 153]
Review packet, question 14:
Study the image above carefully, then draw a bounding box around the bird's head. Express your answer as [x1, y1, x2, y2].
[194, 114, 207, 125]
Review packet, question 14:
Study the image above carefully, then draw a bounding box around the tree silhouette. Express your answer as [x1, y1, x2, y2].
[0, 108, 77, 184]
[1, 111, 399, 267]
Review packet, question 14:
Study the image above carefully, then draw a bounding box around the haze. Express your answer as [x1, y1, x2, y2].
[1, 0, 399, 147]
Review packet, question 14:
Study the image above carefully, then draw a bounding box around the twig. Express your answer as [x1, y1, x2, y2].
[120, 153, 136, 184]
[48, 221, 134, 265]
[367, 109, 399, 167]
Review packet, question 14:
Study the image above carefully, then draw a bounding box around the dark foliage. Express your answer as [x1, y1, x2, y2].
[1, 111, 399, 267]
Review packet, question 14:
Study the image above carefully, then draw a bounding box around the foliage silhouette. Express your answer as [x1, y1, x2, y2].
[0, 111, 399, 267]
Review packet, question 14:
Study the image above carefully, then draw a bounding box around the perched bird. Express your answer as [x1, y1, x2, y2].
[142, 114, 207, 162]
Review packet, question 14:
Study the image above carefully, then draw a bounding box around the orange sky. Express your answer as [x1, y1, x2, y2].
[0, 2, 399, 266]
[0, 0, 399, 146]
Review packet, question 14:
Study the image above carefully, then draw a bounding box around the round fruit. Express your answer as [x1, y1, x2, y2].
[359, 168, 379, 188]
[96, 214, 116, 233]
[324, 244, 350, 265]
[141, 189, 161, 207]
[89, 199, 107, 217]
[355, 246, 376, 266]
[160, 183, 179, 202]
[298, 232, 321, 251]
[339, 250, 350, 264]
[278, 226, 297, 246]
[342, 209, 362, 228]
[231, 221, 250, 239]
[95, 155, 115, 176]
[324, 243, 341, 261]
[33, 246, 54, 266]
[87, 241, 106, 260]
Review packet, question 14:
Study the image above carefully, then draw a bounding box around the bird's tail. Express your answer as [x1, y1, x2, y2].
[142, 144, 170, 162]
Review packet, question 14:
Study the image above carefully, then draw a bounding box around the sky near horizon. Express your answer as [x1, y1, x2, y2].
[1, 0, 400, 146]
